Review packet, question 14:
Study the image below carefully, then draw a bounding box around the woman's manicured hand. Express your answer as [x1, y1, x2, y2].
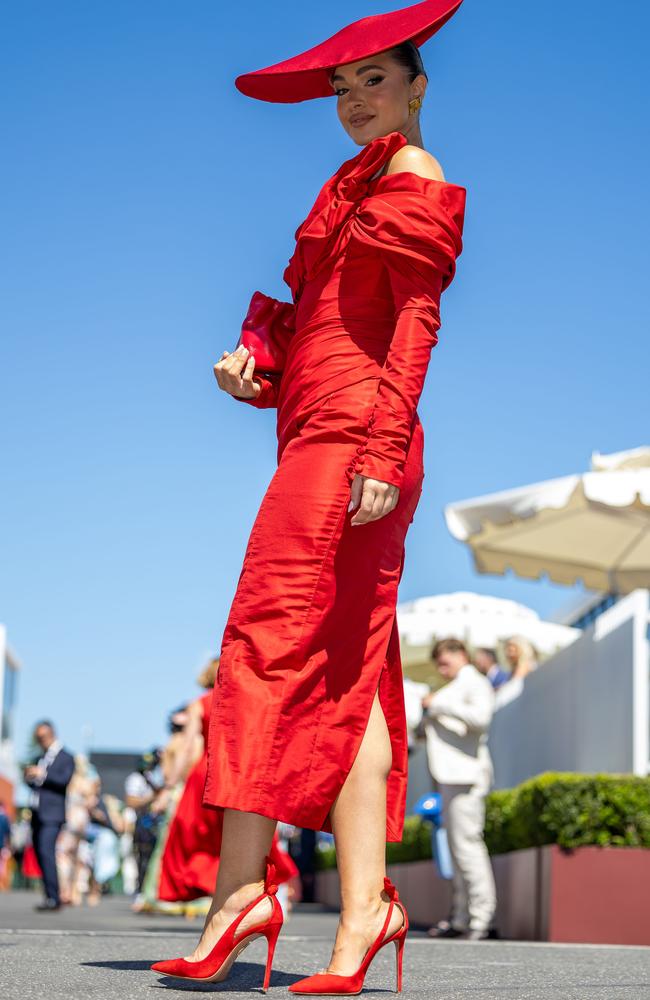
[213, 345, 262, 400]
[348, 473, 399, 525]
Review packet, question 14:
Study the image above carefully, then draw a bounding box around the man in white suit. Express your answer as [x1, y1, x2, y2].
[422, 638, 497, 940]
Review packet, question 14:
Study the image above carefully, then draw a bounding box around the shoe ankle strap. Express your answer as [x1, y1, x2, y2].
[264, 855, 279, 896]
[228, 862, 279, 941]
[379, 875, 407, 943]
[383, 875, 399, 902]
[376, 876, 401, 946]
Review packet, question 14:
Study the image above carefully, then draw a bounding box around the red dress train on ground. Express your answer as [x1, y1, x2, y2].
[158, 691, 297, 902]
[203, 130, 466, 842]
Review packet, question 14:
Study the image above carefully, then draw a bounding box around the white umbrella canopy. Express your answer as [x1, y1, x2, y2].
[397, 591, 578, 656]
[444, 447, 650, 594]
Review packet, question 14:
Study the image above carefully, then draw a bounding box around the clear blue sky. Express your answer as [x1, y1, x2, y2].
[2, 1, 648, 763]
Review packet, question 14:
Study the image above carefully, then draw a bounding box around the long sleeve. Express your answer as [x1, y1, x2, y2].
[348, 173, 466, 489]
[358, 256, 443, 487]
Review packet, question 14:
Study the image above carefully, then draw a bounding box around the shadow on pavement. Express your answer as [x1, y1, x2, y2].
[82, 959, 305, 992]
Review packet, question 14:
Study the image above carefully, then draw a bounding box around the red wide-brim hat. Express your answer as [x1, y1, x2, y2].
[235, 0, 464, 103]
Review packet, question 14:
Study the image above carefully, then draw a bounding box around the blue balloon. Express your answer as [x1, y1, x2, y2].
[413, 792, 443, 821]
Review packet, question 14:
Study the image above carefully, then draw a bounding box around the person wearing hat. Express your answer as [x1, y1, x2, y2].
[151, 1, 466, 992]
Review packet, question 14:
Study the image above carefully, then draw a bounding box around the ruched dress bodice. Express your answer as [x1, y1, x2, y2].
[236, 128, 466, 490]
[277, 235, 393, 423]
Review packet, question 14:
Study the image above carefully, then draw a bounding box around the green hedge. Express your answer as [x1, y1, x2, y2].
[485, 772, 650, 853]
[315, 773, 650, 869]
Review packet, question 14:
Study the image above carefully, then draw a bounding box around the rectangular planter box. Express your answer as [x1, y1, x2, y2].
[539, 844, 650, 945]
[315, 846, 650, 945]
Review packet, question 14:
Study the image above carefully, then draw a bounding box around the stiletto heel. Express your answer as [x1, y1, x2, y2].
[394, 930, 405, 992]
[150, 855, 283, 988]
[288, 875, 408, 995]
[261, 907, 283, 991]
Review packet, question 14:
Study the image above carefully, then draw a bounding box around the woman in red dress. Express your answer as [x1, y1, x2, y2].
[157, 662, 298, 904]
[151, 1, 466, 992]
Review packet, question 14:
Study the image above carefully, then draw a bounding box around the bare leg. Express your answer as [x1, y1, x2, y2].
[325, 687, 405, 975]
[184, 809, 277, 962]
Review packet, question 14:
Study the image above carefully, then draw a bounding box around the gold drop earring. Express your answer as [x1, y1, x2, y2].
[408, 96, 422, 115]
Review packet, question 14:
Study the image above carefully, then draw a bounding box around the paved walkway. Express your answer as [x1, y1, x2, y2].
[1, 891, 649, 999]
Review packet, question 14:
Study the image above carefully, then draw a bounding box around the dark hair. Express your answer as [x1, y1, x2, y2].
[329, 41, 427, 90]
[139, 747, 162, 772]
[168, 704, 188, 734]
[431, 637, 469, 661]
[386, 40, 428, 84]
[476, 647, 498, 664]
[34, 719, 55, 733]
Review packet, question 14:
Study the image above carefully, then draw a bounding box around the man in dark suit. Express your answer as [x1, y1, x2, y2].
[474, 647, 511, 691]
[23, 720, 75, 911]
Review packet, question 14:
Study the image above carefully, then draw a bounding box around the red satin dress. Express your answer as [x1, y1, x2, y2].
[158, 690, 297, 901]
[203, 130, 466, 842]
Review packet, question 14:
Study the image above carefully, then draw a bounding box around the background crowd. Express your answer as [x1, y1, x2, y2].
[1, 634, 541, 939]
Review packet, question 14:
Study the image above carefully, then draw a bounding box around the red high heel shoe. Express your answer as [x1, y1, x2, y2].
[288, 875, 408, 995]
[150, 855, 283, 991]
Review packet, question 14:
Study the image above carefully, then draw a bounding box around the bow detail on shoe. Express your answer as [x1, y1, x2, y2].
[264, 856, 279, 895]
[287, 876, 408, 994]
[383, 875, 400, 901]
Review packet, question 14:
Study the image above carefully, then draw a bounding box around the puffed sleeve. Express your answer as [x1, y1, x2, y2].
[347, 174, 466, 488]
[232, 296, 296, 409]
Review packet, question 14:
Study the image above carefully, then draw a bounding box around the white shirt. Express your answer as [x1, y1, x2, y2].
[29, 739, 63, 810]
[424, 664, 495, 787]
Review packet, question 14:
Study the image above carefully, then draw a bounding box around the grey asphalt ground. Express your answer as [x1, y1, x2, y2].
[1, 891, 649, 1000]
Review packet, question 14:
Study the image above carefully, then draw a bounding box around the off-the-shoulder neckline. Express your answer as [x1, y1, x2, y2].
[368, 169, 466, 194]
[362, 131, 465, 193]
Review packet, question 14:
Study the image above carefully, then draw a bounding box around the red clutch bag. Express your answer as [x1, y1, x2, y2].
[235, 290, 295, 378]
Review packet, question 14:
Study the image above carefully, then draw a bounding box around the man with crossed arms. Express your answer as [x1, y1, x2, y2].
[422, 637, 497, 940]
